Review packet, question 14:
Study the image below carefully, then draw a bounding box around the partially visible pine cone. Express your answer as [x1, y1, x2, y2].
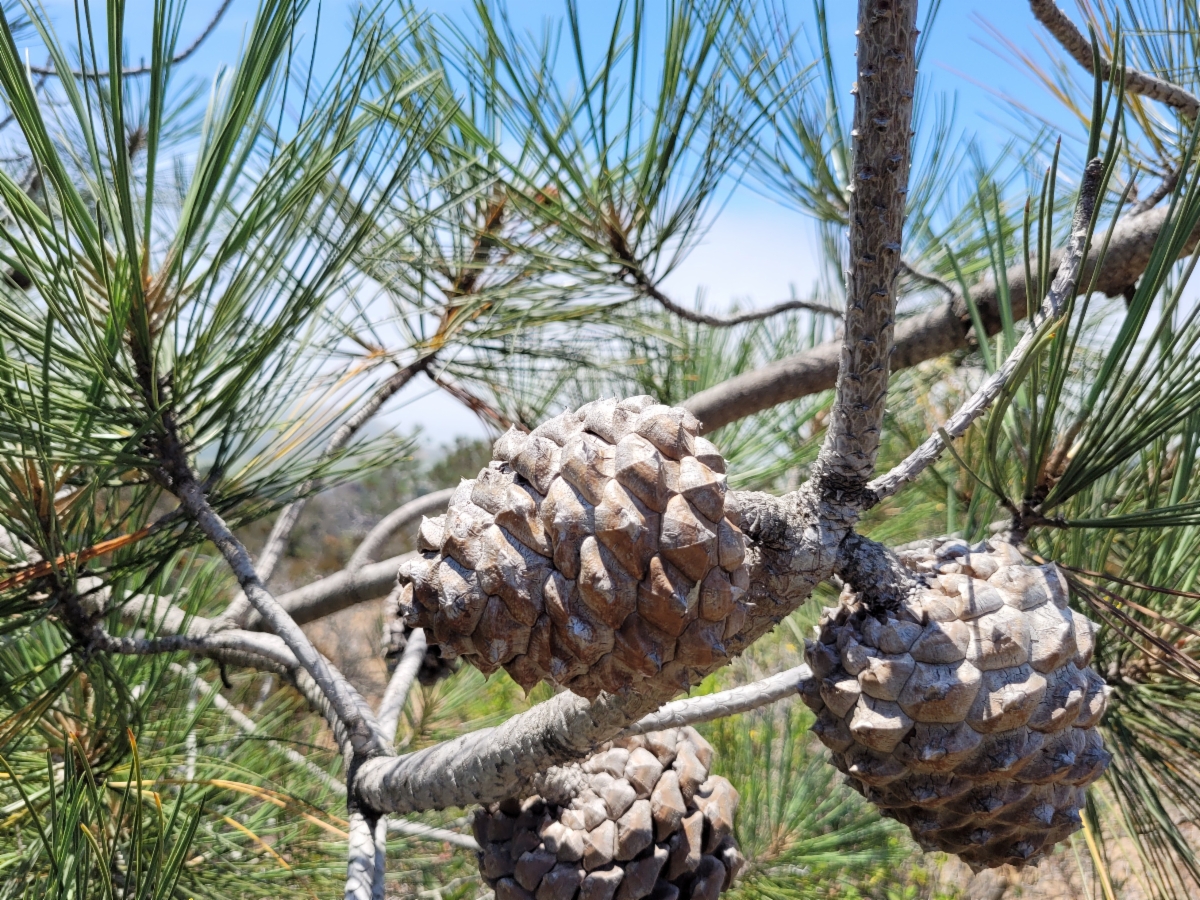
[398, 397, 751, 698]
[803, 538, 1111, 869]
[474, 727, 744, 900]
[383, 586, 458, 685]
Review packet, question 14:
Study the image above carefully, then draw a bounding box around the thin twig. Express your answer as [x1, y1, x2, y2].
[427, 370, 523, 431]
[1029, 0, 1200, 118]
[347, 490, 455, 573]
[171, 476, 384, 757]
[1130, 164, 1181, 216]
[29, 0, 235, 78]
[622, 664, 814, 735]
[635, 276, 842, 326]
[376, 628, 426, 743]
[866, 157, 1105, 503]
[218, 357, 431, 629]
[901, 260, 955, 298]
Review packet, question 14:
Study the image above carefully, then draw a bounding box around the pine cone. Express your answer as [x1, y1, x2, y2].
[473, 727, 744, 900]
[383, 586, 458, 685]
[398, 397, 750, 698]
[803, 538, 1111, 869]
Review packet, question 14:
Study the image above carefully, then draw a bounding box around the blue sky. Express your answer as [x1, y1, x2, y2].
[24, 1, 1080, 443]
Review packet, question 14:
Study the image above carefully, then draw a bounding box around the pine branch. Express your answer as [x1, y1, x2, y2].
[376, 627, 426, 743]
[632, 274, 842, 326]
[867, 157, 1104, 503]
[683, 202, 1194, 432]
[170, 474, 384, 757]
[809, 0, 919, 498]
[622, 664, 815, 734]
[1029, 0, 1200, 118]
[346, 812, 379, 900]
[346, 489, 455, 572]
[353, 688, 662, 815]
[218, 357, 432, 629]
[249, 551, 417, 628]
[27, 0, 235, 78]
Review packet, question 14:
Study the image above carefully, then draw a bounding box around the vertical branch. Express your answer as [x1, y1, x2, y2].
[372, 817, 389, 900]
[812, 0, 919, 498]
[346, 811, 379, 900]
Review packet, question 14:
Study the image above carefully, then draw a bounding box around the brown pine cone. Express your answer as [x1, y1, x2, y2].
[473, 727, 744, 900]
[803, 538, 1110, 869]
[382, 586, 457, 685]
[397, 397, 750, 698]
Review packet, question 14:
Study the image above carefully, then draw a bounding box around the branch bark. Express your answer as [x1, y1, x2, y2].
[683, 203, 1192, 433]
[622, 664, 814, 734]
[249, 551, 417, 629]
[1029, 0, 1200, 118]
[801, 0, 918, 496]
[171, 477, 383, 757]
[376, 627, 426, 743]
[867, 157, 1105, 503]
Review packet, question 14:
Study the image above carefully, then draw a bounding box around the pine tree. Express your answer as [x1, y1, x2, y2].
[2, 1, 1200, 898]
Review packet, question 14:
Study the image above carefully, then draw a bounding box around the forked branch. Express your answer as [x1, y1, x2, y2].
[683, 202, 1193, 433]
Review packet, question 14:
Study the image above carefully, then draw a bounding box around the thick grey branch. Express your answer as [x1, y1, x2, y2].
[866, 158, 1104, 502]
[808, 0, 918, 496]
[355, 687, 663, 814]
[622, 664, 814, 734]
[346, 489, 455, 572]
[683, 203, 1189, 433]
[1029, 0, 1200, 118]
[346, 812, 378, 900]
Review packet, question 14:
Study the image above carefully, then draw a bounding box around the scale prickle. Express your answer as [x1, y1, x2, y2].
[397, 396, 751, 699]
[803, 538, 1111, 869]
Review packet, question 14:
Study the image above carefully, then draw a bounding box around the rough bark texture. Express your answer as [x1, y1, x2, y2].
[683, 205, 1189, 433]
[1029, 0, 1200, 117]
[866, 158, 1104, 503]
[811, 0, 919, 495]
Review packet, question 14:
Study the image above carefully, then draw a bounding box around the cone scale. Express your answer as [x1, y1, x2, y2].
[803, 538, 1111, 869]
[398, 397, 750, 699]
[474, 728, 744, 900]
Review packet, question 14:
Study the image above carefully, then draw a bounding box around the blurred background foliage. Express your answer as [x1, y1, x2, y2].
[1, 0, 1200, 898]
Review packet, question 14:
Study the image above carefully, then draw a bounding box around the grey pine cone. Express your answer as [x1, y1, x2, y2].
[474, 727, 744, 900]
[398, 396, 750, 698]
[803, 538, 1111, 869]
